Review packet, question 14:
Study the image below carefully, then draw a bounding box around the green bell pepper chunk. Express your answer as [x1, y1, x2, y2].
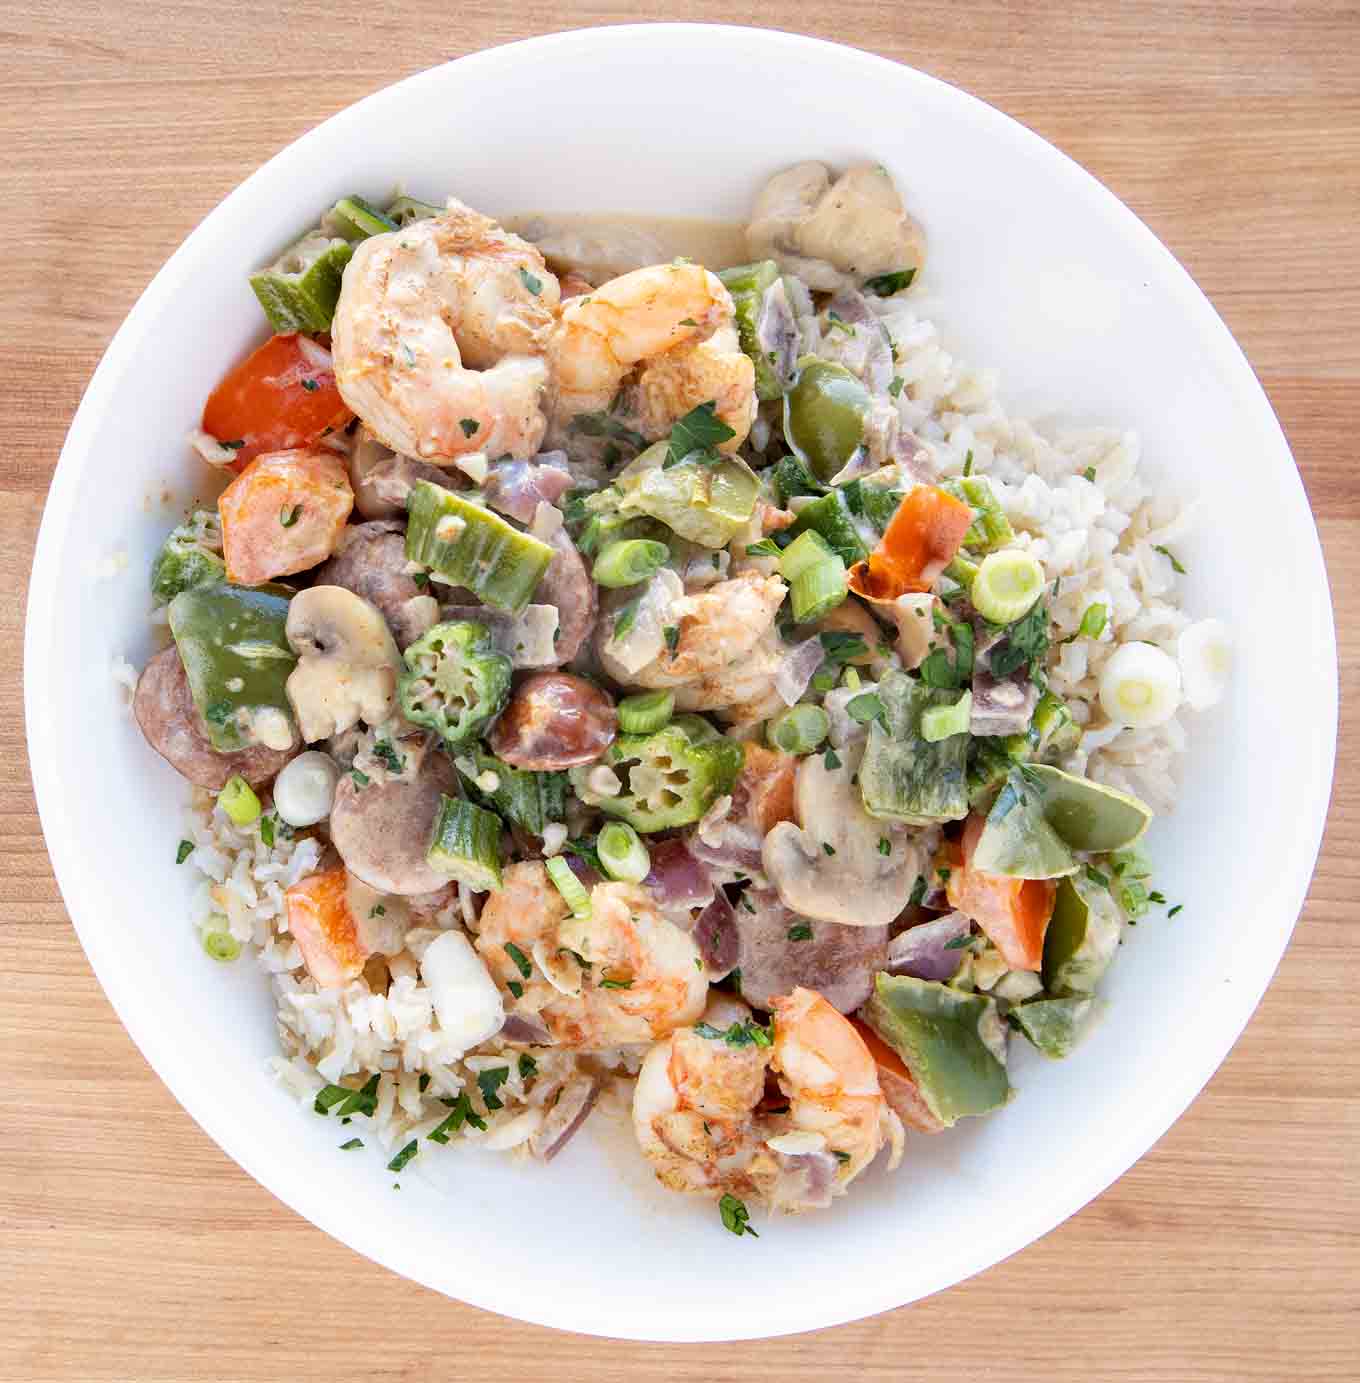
[1010, 996, 1094, 1059]
[427, 795, 504, 892]
[1043, 874, 1122, 996]
[717, 260, 786, 401]
[327, 195, 399, 240]
[150, 511, 225, 605]
[1020, 764, 1153, 855]
[613, 442, 760, 549]
[248, 234, 355, 334]
[861, 973, 1011, 1126]
[569, 715, 743, 833]
[971, 768, 1079, 880]
[398, 621, 512, 748]
[457, 749, 566, 837]
[858, 670, 969, 825]
[784, 358, 870, 483]
[168, 583, 297, 753]
[405, 481, 554, 613]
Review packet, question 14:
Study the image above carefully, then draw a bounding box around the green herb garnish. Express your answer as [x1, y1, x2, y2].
[667, 400, 735, 463]
[787, 922, 813, 941]
[503, 940, 532, 980]
[864, 268, 916, 296]
[719, 1192, 759, 1237]
[175, 839, 194, 864]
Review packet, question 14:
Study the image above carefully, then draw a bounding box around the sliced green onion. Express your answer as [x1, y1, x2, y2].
[617, 689, 674, 735]
[789, 554, 848, 623]
[1065, 601, 1108, 644]
[597, 822, 651, 883]
[766, 703, 830, 755]
[943, 553, 980, 588]
[970, 549, 1045, 624]
[592, 538, 670, 589]
[545, 855, 592, 919]
[201, 929, 240, 963]
[779, 529, 833, 583]
[920, 691, 973, 742]
[217, 775, 261, 827]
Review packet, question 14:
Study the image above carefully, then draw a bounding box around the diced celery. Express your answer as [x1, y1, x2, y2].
[940, 475, 1015, 553]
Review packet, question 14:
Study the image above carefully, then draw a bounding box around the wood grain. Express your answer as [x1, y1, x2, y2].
[2, 3, 1357, 1379]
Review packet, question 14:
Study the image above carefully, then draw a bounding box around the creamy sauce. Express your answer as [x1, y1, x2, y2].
[503, 212, 749, 282]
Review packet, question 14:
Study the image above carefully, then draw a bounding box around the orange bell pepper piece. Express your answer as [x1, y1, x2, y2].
[945, 814, 1056, 971]
[849, 484, 974, 600]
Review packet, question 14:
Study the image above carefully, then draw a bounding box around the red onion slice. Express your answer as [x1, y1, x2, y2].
[642, 837, 715, 913]
[775, 635, 825, 707]
[884, 910, 971, 982]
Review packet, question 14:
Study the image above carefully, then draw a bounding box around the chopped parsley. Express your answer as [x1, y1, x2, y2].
[175, 839, 194, 865]
[386, 1139, 419, 1173]
[518, 1054, 537, 1080]
[663, 624, 680, 657]
[944, 933, 972, 951]
[259, 814, 276, 847]
[350, 768, 370, 790]
[562, 836, 604, 875]
[507, 980, 524, 999]
[1083, 466, 1096, 483]
[719, 1193, 758, 1237]
[1167, 904, 1183, 918]
[503, 940, 533, 980]
[694, 1018, 773, 1049]
[787, 922, 813, 941]
[963, 449, 975, 477]
[369, 904, 386, 919]
[418, 1073, 430, 1093]
[818, 630, 868, 665]
[987, 601, 1049, 681]
[372, 739, 405, 775]
[428, 1092, 486, 1141]
[599, 976, 634, 989]
[300, 377, 319, 392]
[518, 267, 543, 295]
[745, 538, 783, 559]
[888, 375, 905, 398]
[846, 691, 886, 725]
[667, 400, 735, 463]
[339, 1137, 363, 1150]
[1148, 890, 1167, 904]
[459, 418, 480, 438]
[411, 570, 429, 589]
[313, 1072, 380, 1119]
[1085, 864, 1110, 888]
[279, 504, 302, 528]
[878, 838, 892, 857]
[864, 268, 916, 296]
[823, 747, 842, 771]
[1154, 544, 1187, 574]
[822, 842, 836, 857]
[477, 1066, 510, 1111]
[219, 439, 245, 450]
[832, 1150, 852, 1164]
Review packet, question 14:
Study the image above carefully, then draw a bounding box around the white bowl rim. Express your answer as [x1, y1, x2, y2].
[25, 24, 1337, 1340]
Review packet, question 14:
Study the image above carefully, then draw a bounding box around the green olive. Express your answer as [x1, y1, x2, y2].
[783, 358, 870, 482]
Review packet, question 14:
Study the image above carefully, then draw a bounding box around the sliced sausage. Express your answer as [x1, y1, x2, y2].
[133, 645, 297, 789]
[488, 672, 616, 770]
[733, 888, 888, 1015]
[314, 521, 436, 650]
[328, 739, 458, 895]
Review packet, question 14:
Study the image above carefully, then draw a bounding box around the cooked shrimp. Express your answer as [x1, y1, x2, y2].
[475, 861, 706, 1049]
[632, 322, 757, 450]
[670, 627, 787, 725]
[622, 571, 787, 688]
[546, 263, 754, 448]
[331, 201, 561, 463]
[633, 987, 899, 1212]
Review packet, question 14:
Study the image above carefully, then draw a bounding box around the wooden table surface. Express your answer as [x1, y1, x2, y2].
[3, 3, 1357, 1379]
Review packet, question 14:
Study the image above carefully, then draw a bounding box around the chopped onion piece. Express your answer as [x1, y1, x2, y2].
[1098, 641, 1181, 728]
[1177, 618, 1231, 711]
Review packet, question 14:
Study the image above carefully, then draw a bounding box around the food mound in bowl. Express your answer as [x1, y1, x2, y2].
[126, 162, 1230, 1232]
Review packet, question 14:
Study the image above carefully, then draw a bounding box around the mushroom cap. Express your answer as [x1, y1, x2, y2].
[284, 585, 402, 743]
[761, 742, 921, 928]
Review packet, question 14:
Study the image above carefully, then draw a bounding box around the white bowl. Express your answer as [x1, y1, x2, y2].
[26, 25, 1336, 1341]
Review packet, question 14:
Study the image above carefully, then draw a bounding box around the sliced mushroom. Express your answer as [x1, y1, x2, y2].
[489, 672, 617, 770]
[132, 645, 298, 789]
[328, 736, 459, 894]
[761, 742, 922, 928]
[284, 586, 402, 743]
[348, 424, 461, 520]
[733, 888, 887, 1015]
[315, 521, 437, 651]
[747, 161, 926, 295]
